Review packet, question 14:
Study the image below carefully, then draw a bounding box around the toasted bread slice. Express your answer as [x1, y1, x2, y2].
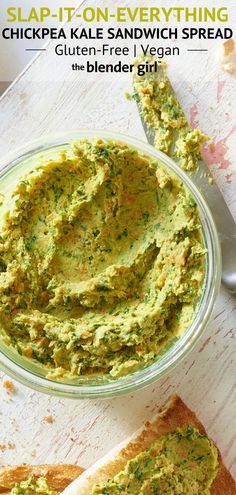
[62, 395, 236, 495]
[0, 464, 84, 494]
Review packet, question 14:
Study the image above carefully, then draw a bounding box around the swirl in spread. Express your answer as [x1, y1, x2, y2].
[0, 140, 205, 378]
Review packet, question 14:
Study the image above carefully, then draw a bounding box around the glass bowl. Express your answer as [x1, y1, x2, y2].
[0, 130, 221, 398]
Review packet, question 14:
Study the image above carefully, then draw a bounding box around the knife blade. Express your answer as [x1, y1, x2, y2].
[137, 99, 236, 294]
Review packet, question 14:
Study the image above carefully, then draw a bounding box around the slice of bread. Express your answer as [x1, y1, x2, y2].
[62, 394, 236, 495]
[0, 464, 84, 494]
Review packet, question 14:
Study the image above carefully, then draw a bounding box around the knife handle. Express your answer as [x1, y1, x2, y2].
[221, 237, 236, 294]
[205, 183, 236, 294]
[191, 162, 236, 295]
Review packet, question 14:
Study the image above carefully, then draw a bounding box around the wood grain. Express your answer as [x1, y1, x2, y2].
[0, 0, 235, 482]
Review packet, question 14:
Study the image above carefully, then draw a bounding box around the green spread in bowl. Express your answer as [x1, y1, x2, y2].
[0, 139, 205, 379]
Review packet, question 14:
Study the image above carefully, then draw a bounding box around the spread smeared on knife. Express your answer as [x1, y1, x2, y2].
[0, 139, 205, 378]
[132, 55, 208, 171]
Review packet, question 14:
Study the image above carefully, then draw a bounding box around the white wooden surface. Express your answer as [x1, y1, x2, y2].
[0, 0, 235, 480]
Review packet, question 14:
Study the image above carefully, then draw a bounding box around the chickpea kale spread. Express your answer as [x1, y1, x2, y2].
[0, 139, 205, 379]
[10, 477, 57, 495]
[8, 428, 218, 495]
[93, 427, 218, 495]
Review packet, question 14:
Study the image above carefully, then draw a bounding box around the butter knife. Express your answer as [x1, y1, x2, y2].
[138, 109, 236, 294]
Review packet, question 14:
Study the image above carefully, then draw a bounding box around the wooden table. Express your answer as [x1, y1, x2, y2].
[0, 0, 235, 480]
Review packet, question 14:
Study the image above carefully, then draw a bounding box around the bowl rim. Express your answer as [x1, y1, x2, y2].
[0, 129, 222, 398]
